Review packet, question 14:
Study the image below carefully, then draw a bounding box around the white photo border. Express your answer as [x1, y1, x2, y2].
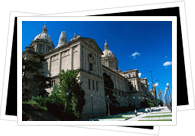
[17, 16, 177, 126]
[1, 2, 193, 122]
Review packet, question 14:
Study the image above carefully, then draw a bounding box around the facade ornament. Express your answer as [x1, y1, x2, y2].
[104, 39, 109, 50]
[42, 21, 48, 33]
[56, 31, 67, 48]
[70, 33, 81, 41]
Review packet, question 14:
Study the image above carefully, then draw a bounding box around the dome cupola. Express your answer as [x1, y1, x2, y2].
[30, 22, 54, 54]
[101, 39, 118, 71]
[33, 22, 53, 44]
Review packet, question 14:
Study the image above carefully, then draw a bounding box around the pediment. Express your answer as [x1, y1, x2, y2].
[81, 38, 103, 55]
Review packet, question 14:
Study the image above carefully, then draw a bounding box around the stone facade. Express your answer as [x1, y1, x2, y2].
[23, 23, 153, 120]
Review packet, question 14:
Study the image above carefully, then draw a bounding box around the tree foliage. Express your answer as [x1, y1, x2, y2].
[22, 51, 51, 101]
[58, 69, 85, 120]
[103, 73, 119, 106]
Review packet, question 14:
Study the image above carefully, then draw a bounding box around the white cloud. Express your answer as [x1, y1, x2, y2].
[131, 52, 140, 59]
[163, 61, 172, 67]
[154, 82, 159, 87]
[138, 73, 141, 78]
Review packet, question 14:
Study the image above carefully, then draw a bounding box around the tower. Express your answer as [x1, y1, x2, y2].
[101, 40, 118, 72]
[30, 22, 55, 54]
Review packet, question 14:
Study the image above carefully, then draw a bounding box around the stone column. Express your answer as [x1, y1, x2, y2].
[36, 44, 39, 53]
[83, 46, 85, 70]
[48, 56, 51, 77]
[78, 45, 81, 69]
[95, 52, 98, 76]
[59, 52, 62, 74]
[70, 47, 73, 69]
[135, 78, 139, 91]
[99, 56, 102, 77]
[85, 47, 88, 71]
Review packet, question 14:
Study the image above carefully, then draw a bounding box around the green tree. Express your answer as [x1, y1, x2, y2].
[22, 49, 51, 101]
[58, 69, 85, 120]
[103, 73, 119, 115]
[146, 99, 155, 107]
[51, 83, 59, 95]
[158, 99, 164, 106]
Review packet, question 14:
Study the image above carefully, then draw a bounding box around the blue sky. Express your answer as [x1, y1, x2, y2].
[22, 21, 172, 102]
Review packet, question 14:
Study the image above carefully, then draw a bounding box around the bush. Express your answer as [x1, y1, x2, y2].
[44, 94, 65, 119]
[146, 99, 155, 107]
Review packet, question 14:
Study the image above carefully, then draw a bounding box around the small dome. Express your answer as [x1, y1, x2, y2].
[102, 50, 116, 58]
[34, 33, 53, 43]
[33, 22, 53, 44]
[102, 39, 116, 59]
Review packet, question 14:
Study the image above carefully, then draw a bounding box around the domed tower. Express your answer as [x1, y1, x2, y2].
[101, 40, 118, 71]
[30, 22, 54, 54]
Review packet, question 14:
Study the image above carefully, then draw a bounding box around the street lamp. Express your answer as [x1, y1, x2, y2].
[66, 92, 69, 114]
[91, 94, 93, 119]
[133, 97, 135, 109]
[107, 95, 110, 116]
[167, 82, 172, 101]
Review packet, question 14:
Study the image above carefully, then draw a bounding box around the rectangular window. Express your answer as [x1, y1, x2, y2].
[53, 80, 55, 87]
[89, 63, 93, 71]
[96, 81, 98, 91]
[92, 80, 94, 90]
[88, 79, 90, 90]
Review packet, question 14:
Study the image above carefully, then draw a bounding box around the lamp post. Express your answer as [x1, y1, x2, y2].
[107, 95, 110, 116]
[91, 94, 93, 119]
[133, 97, 135, 109]
[66, 92, 69, 114]
[167, 83, 172, 101]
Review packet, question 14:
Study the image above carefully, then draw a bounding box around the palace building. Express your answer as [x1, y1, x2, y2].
[23, 23, 154, 120]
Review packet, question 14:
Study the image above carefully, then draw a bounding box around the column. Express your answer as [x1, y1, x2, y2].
[85, 47, 88, 71]
[48, 56, 51, 77]
[99, 56, 102, 76]
[59, 52, 62, 74]
[135, 78, 139, 91]
[70, 47, 73, 69]
[95, 52, 98, 75]
[78, 45, 81, 69]
[83, 46, 85, 70]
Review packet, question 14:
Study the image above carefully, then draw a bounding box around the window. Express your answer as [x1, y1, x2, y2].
[89, 53, 92, 58]
[129, 74, 131, 78]
[88, 79, 90, 90]
[92, 80, 94, 90]
[53, 80, 55, 87]
[109, 61, 113, 67]
[39, 44, 43, 53]
[89, 63, 93, 71]
[96, 81, 98, 91]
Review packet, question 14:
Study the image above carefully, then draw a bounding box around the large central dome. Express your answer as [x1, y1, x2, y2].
[33, 22, 53, 44]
